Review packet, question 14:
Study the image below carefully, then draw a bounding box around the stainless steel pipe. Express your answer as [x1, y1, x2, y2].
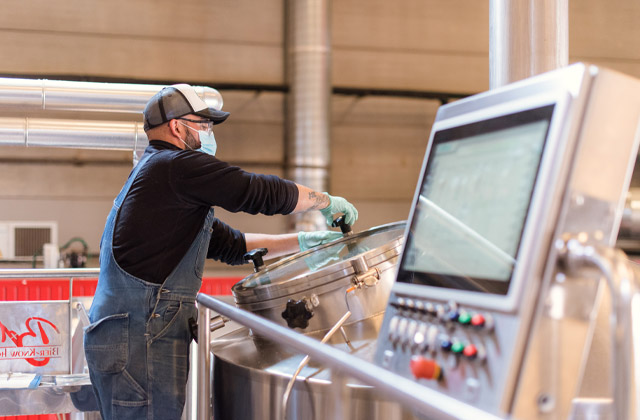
[489, 0, 569, 89]
[0, 79, 224, 159]
[0, 268, 100, 279]
[560, 241, 639, 420]
[0, 117, 147, 152]
[286, 0, 332, 232]
[0, 78, 223, 114]
[197, 305, 213, 420]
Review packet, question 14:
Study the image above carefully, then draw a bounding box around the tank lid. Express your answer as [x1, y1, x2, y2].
[232, 221, 406, 304]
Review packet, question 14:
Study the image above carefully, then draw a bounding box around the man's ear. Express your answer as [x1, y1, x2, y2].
[168, 119, 181, 138]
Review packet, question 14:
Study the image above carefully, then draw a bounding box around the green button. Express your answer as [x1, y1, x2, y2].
[458, 312, 471, 325]
[451, 342, 465, 354]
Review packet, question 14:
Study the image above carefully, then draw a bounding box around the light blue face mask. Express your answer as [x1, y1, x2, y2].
[179, 121, 217, 156]
[198, 130, 217, 156]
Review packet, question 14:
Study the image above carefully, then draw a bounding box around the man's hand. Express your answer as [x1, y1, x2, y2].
[319, 194, 359, 226]
[298, 231, 343, 252]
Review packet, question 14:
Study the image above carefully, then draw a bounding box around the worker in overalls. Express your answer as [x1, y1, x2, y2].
[84, 84, 357, 419]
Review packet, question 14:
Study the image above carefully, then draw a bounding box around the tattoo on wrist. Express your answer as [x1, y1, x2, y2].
[308, 192, 330, 210]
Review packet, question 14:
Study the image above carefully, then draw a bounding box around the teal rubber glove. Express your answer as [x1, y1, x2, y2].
[298, 231, 343, 252]
[319, 193, 359, 226]
[304, 243, 346, 272]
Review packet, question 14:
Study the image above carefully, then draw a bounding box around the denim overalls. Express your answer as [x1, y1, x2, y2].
[84, 153, 214, 420]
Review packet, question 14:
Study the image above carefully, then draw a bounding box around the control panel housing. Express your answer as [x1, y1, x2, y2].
[374, 63, 640, 419]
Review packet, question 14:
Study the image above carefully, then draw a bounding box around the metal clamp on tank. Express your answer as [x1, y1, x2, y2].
[332, 215, 381, 289]
[244, 248, 268, 272]
[350, 256, 381, 289]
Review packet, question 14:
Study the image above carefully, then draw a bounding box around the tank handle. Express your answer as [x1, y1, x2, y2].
[332, 215, 353, 235]
[244, 247, 268, 272]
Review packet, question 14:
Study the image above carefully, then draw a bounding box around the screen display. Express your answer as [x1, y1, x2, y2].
[397, 105, 555, 294]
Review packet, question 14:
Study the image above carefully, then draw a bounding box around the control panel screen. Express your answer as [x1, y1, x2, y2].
[397, 105, 555, 294]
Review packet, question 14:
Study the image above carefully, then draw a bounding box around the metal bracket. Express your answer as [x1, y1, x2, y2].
[350, 257, 380, 289]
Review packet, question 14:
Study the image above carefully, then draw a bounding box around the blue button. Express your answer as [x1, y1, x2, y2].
[440, 339, 453, 351]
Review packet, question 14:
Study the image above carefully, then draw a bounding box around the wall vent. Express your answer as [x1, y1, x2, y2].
[0, 221, 58, 261]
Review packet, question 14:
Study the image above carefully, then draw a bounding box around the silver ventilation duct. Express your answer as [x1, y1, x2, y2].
[0, 78, 223, 114]
[0, 78, 224, 162]
[489, 0, 569, 89]
[286, 0, 332, 231]
[0, 117, 147, 150]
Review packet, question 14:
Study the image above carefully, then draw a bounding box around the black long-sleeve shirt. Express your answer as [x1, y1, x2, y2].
[110, 140, 299, 284]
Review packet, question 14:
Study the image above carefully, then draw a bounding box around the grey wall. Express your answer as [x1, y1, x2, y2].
[0, 0, 639, 276]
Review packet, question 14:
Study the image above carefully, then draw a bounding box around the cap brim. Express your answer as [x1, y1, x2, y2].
[194, 108, 230, 125]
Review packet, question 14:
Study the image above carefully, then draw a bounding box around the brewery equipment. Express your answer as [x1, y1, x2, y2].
[198, 63, 640, 420]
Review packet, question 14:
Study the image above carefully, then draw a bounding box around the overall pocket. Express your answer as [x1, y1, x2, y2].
[84, 313, 129, 374]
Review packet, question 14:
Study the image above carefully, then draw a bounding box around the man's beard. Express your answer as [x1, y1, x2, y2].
[184, 129, 200, 150]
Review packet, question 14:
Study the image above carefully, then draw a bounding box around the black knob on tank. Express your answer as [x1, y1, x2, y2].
[332, 216, 353, 235]
[243, 248, 268, 273]
[281, 299, 314, 329]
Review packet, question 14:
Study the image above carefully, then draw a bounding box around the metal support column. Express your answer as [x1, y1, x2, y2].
[489, 0, 569, 89]
[285, 0, 332, 231]
[196, 305, 212, 420]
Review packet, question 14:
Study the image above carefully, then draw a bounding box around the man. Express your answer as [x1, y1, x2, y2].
[84, 84, 358, 419]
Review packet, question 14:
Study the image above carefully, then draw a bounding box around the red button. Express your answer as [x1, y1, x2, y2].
[471, 313, 485, 327]
[463, 344, 478, 359]
[410, 355, 441, 380]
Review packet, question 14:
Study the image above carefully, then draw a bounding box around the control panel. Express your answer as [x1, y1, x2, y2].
[374, 63, 640, 419]
[378, 293, 523, 413]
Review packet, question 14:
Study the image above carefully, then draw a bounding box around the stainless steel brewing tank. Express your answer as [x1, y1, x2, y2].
[231, 221, 406, 333]
[211, 222, 418, 420]
[211, 315, 419, 420]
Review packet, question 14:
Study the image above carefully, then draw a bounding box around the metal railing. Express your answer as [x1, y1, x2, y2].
[558, 240, 640, 420]
[0, 268, 100, 300]
[0, 268, 100, 418]
[0, 268, 100, 279]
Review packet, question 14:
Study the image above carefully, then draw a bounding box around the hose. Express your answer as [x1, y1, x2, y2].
[281, 310, 352, 420]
